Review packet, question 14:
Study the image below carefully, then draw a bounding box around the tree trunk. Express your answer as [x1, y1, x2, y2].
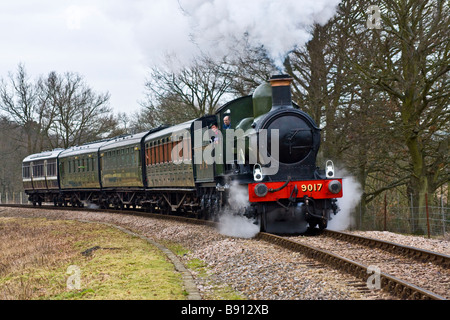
[405, 132, 428, 234]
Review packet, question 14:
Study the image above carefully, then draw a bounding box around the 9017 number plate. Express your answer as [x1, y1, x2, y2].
[300, 183, 323, 192]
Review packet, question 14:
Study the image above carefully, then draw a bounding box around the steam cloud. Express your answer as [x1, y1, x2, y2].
[218, 181, 260, 238]
[177, 0, 342, 68]
[134, 0, 342, 68]
[328, 171, 363, 231]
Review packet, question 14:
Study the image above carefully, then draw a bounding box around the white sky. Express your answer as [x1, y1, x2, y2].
[0, 1, 194, 115]
[0, 0, 340, 115]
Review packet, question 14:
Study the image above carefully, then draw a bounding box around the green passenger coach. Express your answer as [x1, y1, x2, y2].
[99, 133, 147, 189]
[58, 141, 105, 194]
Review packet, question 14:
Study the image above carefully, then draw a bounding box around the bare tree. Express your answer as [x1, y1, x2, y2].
[341, 0, 449, 231]
[141, 54, 234, 126]
[0, 64, 51, 154]
[1, 65, 116, 151]
[0, 116, 28, 194]
[224, 35, 279, 96]
[44, 71, 114, 148]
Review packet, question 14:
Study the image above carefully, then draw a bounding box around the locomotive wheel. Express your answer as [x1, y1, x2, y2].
[113, 196, 123, 210]
[199, 195, 208, 220]
[318, 219, 328, 230]
[57, 199, 63, 207]
[260, 207, 267, 232]
[32, 195, 42, 206]
[309, 221, 317, 229]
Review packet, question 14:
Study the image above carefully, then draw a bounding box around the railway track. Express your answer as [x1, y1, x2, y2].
[1, 204, 448, 300]
[323, 229, 450, 268]
[257, 233, 447, 300]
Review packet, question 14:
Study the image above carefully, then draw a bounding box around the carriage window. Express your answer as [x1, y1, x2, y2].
[35, 163, 40, 177]
[47, 161, 56, 176]
[167, 141, 173, 162]
[163, 142, 168, 163]
[32, 162, 44, 177]
[145, 145, 151, 165]
[155, 143, 160, 164]
[152, 144, 156, 165]
[22, 164, 31, 178]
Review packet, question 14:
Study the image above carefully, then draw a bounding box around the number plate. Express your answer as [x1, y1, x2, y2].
[300, 183, 323, 192]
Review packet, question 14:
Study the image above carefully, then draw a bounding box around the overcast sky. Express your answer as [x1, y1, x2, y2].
[0, 1, 195, 115]
[0, 0, 340, 115]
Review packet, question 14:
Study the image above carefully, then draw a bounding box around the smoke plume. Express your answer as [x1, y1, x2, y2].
[328, 171, 363, 231]
[218, 181, 260, 238]
[178, 0, 341, 68]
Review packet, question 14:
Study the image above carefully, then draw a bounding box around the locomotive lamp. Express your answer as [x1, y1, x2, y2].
[326, 160, 335, 178]
[253, 164, 263, 182]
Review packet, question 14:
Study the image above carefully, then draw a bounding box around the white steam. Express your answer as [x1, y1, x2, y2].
[218, 181, 260, 238]
[218, 214, 260, 239]
[178, 0, 342, 68]
[83, 201, 100, 210]
[328, 171, 363, 231]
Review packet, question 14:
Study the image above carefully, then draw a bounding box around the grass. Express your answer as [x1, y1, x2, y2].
[163, 241, 246, 300]
[0, 217, 185, 300]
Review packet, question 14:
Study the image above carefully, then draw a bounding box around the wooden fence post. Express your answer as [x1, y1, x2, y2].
[425, 193, 431, 239]
[384, 193, 387, 231]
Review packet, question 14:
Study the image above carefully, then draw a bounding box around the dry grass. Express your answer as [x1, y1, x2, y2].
[0, 217, 185, 300]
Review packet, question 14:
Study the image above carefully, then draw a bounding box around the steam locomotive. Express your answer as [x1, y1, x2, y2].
[22, 75, 342, 233]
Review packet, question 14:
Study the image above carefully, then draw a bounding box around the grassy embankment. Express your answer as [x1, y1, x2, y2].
[0, 217, 185, 299]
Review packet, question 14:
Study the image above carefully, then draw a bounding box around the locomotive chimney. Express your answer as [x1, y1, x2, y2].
[269, 75, 294, 111]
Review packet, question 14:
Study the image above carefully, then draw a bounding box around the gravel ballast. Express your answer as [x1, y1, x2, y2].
[3, 207, 448, 300]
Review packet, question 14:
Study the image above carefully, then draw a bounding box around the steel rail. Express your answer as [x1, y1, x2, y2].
[323, 229, 450, 269]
